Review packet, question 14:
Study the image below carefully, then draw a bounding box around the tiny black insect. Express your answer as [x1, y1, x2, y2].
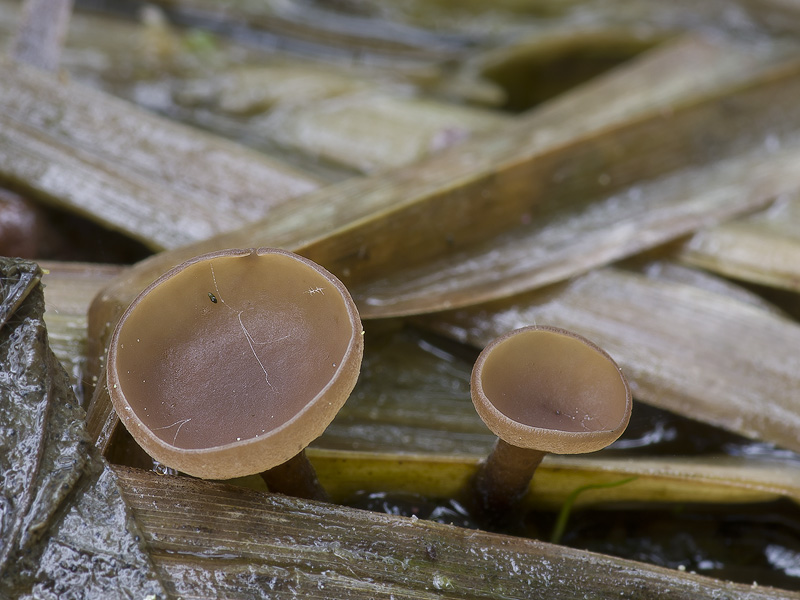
[426, 544, 437, 561]
[208, 292, 218, 303]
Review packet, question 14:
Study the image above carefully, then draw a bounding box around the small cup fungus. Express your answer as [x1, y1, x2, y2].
[107, 248, 363, 500]
[470, 325, 631, 519]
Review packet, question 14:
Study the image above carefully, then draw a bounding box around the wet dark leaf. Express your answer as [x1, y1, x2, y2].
[0, 257, 165, 599]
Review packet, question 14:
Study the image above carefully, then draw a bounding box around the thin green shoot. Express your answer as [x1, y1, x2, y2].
[550, 476, 638, 545]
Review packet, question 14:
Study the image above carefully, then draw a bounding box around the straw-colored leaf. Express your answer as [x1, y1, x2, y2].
[147, 0, 474, 63]
[257, 91, 510, 174]
[308, 450, 800, 509]
[353, 139, 800, 317]
[114, 464, 797, 600]
[677, 192, 800, 293]
[0, 56, 321, 251]
[41, 261, 122, 395]
[174, 63, 375, 116]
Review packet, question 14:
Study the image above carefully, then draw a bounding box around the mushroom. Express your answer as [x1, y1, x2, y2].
[106, 247, 363, 501]
[470, 325, 631, 520]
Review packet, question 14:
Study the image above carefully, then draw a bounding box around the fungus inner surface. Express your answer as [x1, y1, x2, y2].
[115, 251, 354, 449]
[480, 330, 628, 434]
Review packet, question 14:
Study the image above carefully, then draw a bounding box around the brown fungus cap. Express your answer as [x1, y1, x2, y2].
[471, 326, 631, 455]
[107, 248, 363, 480]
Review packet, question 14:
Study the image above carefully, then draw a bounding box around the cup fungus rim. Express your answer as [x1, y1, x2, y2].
[106, 247, 364, 478]
[471, 325, 632, 455]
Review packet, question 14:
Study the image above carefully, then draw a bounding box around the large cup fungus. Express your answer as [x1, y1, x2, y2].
[107, 248, 363, 500]
[470, 325, 631, 520]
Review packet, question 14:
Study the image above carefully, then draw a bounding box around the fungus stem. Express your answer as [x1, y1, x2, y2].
[260, 450, 330, 502]
[550, 476, 638, 545]
[472, 438, 546, 520]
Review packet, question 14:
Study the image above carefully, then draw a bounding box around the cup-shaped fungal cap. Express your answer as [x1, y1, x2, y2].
[471, 326, 631, 455]
[107, 248, 363, 480]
